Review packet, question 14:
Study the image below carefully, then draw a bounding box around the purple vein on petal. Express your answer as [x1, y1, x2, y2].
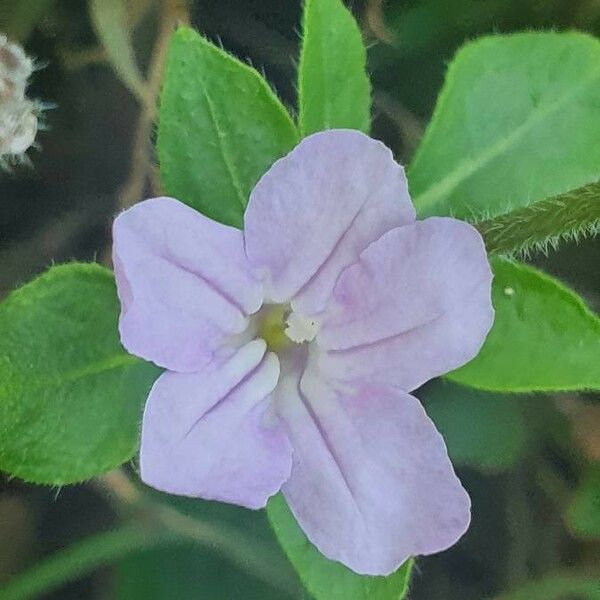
[295, 374, 364, 516]
[325, 314, 444, 355]
[181, 352, 270, 440]
[326, 274, 491, 355]
[290, 203, 366, 301]
[158, 253, 248, 316]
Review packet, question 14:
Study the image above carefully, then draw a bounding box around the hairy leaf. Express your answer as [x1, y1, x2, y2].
[298, 0, 370, 135]
[409, 32, 600, 219]
[158, 27, 298, 227]
[448, 258, 600, 392]
[0, 263, 159, 484]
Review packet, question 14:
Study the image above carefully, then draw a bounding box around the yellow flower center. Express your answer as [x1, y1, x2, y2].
[256, 305, 290, 353]
[255, 305, 319, 352]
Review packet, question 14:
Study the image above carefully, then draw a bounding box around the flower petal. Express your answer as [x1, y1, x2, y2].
[113, 197, 263, 372]
[318, 217, 494, 391]
[275, 363, 470, 575]
[140, 340, 292, 509]
[244, 130, 415, 314]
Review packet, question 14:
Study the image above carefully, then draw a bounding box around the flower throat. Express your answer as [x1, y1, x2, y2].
[255, 305, 319, 353]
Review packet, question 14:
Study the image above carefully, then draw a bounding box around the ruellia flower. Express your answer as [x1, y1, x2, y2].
[113, 129, 494, 575]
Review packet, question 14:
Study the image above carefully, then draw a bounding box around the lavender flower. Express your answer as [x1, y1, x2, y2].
[112, 130, 494, 575]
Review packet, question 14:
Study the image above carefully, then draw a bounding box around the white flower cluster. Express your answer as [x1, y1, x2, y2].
[0, 34, 38, 164]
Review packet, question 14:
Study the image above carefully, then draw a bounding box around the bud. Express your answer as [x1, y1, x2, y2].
[0, 99, 38, 156]
[0, 33, 39, 163]
[0, 34, 34, 101]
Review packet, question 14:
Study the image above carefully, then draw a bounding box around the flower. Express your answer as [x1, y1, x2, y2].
[113, 129, 494, 575]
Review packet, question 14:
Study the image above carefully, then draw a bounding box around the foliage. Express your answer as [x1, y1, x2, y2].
[0, 263, 159, 484]
[408, 32, 600, 221]
[1, 0, 600, 598]
[447, 258, 600, 392]
[298, 0, 370, 135]
[157, 27, 298, 228]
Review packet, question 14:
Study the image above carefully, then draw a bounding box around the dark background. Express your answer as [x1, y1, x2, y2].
[1, 1, 599, 598]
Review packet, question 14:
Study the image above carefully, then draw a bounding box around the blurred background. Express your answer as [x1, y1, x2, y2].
[0, 0, 599, 598]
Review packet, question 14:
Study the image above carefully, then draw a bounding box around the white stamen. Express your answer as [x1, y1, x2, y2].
[285, 311, 319, 343]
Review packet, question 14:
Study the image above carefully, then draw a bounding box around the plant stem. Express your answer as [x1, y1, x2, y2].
[115, 0, 190, 213]
[95, 471, 301, 598]
[474, 180, 600, 257]
[0, 524, 177, 600]
[1, 469, 302, 600]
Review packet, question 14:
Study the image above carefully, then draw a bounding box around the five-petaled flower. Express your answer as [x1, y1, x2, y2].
[112, 130, 494, 576]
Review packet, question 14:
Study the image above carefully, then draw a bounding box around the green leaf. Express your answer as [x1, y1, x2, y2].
[420, 380, 527, 471]
[0, 263, 160, 484]
[448, 258, 600, 392]
[89, 0, 147, 100]
[298, 0, 370, 136]
[567, 464, 600, 539]
[409, 32, 600, 219]
[158, 27, 298, 228]
[267, 494, 412, 600]
[475, 180, 600, 257]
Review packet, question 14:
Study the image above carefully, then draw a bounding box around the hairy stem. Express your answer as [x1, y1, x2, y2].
[474, 181, 600, 257]
[0, 524, 177, 600]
